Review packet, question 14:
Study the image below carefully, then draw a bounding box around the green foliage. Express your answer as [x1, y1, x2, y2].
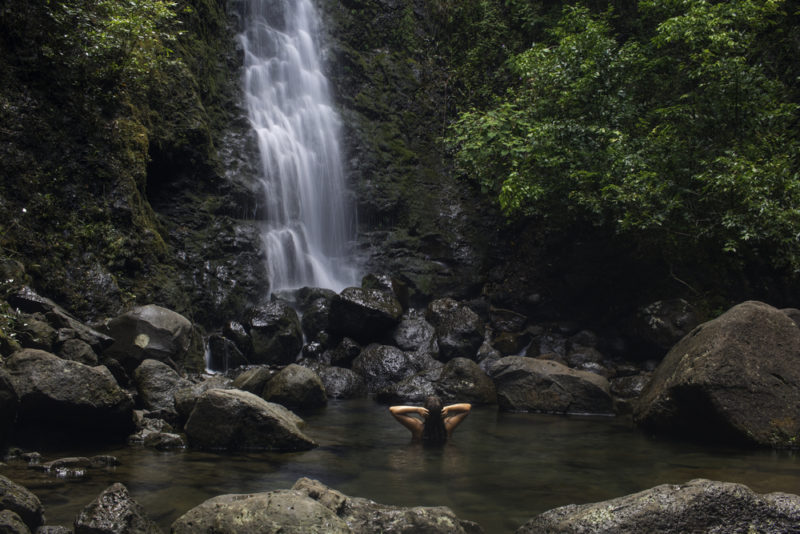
[448, 1, 800, 273]
[41, 0, 181, 95]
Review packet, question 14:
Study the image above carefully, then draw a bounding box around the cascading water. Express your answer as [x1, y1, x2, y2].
[238, 0, 359, 293]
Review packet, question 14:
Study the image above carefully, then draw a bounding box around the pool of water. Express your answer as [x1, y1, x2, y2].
[2, 399, 799, 533]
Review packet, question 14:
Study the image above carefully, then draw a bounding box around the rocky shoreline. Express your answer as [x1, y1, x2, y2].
[2, 277, 800, 532]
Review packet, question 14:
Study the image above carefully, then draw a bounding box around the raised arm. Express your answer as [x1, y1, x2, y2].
[389, 406, 428, 439]
[442, 403, 471, 436]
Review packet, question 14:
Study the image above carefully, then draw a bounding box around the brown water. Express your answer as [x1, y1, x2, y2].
[2, 399, 799, 533]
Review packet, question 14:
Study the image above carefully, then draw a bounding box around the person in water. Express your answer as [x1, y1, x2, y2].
[389, 396, 471, 444]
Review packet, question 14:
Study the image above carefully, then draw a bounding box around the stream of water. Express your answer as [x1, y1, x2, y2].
[238, 0, 359, 293]
[2, 399, 798, 533]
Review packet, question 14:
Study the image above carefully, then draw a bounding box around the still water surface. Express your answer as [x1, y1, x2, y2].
[2, 399, 799, 533]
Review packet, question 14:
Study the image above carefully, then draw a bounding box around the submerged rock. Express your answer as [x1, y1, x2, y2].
[489, 356, 613, 414]
[516, 479, 800, 534]
[3, 349, 134, 441]
[0, 474, 44, 532]
[261, 364, 327, 409]
[184, 389, 316, 451]
[74, 483, 162, 534]
[634, 301, 800, 447]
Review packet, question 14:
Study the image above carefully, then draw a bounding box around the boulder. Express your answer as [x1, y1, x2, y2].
[4, 349, 134, 441]
[0, 369, 18, 447]
[7, 287, 113, 353]
[489, 307, 527, 333]
[0, 475, 44, 532]
[516, 479, 800, 534]
[629, 298, 699, 357]
[248, 301, 303, 365]
[133, 359, 191, 423]
[633, 301, 800, 448]
[56, 338, 99, 366]
[526, 331, 567, 358]
[293, 478, 483, 534]
[489, 356, 613, 414]
[782, 307, 800, 327]
[377, 358, 496, 405]
[351, 344, 430, 393]
[206, 334, 248, 372]
[329, 287, 403, 343]
[171, 490, 351, 534]
[390, 314, 437, 354]
[184, 389, 316, 451]
[426, 298, 484, 361]
[491, 331, 531, 356]
[261, 364, 327, 409]
[323, 338, 362, 368]
[171, 478, 483, 534]
[0, 510, 30, 534]
[101, 305, 199, 373]
[173, 375, 234, 422]
[74, 483, 162, 534]
[222, 320, 251, 357]
[316, 366, 367, 399]
[13, 316, 56, 352]
[231, 366, 274, 395]
[300, 298, 332, 343]
[361, 274, 409, 310]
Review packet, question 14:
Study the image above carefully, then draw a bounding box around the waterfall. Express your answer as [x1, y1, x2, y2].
[237, 0, 359, 294]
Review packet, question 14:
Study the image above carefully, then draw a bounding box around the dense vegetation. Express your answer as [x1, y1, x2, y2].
[444, 0, 800, 297]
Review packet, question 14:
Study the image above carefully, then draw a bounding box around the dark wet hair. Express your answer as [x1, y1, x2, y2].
[422, 396, 447, 444]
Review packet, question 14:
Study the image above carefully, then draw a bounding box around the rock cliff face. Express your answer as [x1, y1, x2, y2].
[0, 0, 268, 328]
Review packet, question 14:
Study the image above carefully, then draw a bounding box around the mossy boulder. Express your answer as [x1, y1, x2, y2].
[634, 301, 800, 448]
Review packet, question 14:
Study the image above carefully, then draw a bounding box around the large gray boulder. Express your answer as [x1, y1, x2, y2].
[390, 314, 437, 354]
[377, 358, 496, 405]
[171, 490, 351, 534]
[329, 287, 403, 343]
[133, 359, 191, 423]
[261, 364, 327, 409]
[0, 475, 44, 532]
[293, 478, 483, 534]
[634, 301, 800, 447]
[205, 334, 248, 372]
[171, 478, 482, 534]
[3, 349, 134, 440]
[101, 305, 200, 373]
[173, 375, 234, 422]
[426, 298, 484, 361]
[516, 479, 800, 534]
[184, 389, 316, 451]
[74, 483, 162, 534]
[489, 356, 613, 414]
[248, 301, 303, 365]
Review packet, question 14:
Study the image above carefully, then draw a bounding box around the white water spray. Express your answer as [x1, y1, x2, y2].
[238, 0, 359, 293]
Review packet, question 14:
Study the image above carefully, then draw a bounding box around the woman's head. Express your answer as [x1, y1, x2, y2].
[422, 396, 447, 444]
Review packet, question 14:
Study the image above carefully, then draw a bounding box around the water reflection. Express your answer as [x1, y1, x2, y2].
[1, 399, 798, 533]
